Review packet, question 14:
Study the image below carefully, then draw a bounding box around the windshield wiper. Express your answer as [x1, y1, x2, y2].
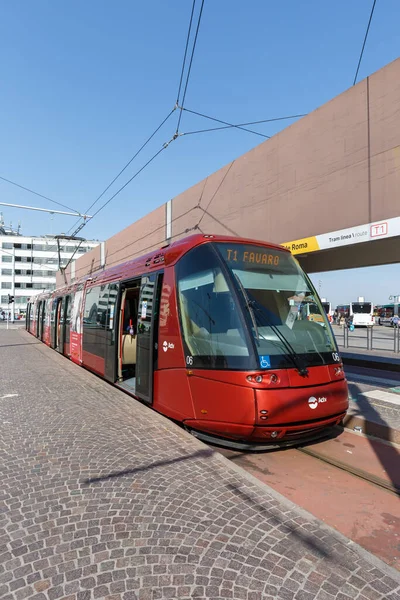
[234, 276, 308, 376]
[252, 302, 308, 377]
[234, 274, 260, 342]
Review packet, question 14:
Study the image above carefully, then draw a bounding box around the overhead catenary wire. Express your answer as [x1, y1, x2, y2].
[0, 175, 79, 214]
[74, 107, 304, 238]
[196, 160, 235, 230]
[181, 113, 308, 136]
[176, 0, 206, 133]
[180, 107, 270, 138]
[176, 0, 197, 106]
[70, 136, 179, 238]
[353, 0, 377, 86]
[54, 0, 303, 260]
[68, 108, 305, 272]
[69, 3, 205, 240]
[66, 109, 176, 236]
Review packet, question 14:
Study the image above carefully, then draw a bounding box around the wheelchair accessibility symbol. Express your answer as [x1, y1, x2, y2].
[259, 355, 271, 369]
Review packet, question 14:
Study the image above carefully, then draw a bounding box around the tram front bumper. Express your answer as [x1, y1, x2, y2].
[184, 411, 346, 445]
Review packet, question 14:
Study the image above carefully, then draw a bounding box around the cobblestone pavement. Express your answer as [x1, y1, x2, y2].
[1, 330, 399, 600]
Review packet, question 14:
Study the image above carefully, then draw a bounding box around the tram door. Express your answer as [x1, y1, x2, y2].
[59, 295, 72, 356]
[135, 273, 163, 404]
[37, 301, 46, 340]
[104, 283, 120, 382]
[51, 298, 62, 350]
[36, 302, 42, 338]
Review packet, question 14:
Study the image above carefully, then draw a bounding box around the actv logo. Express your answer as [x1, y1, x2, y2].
[308, 396, 327, 410]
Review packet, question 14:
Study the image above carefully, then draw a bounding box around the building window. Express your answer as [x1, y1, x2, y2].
[1, 269, 12, 275]
[1, 282, 12, 289]
[15, 256, 21, 262]
[14, 243, 21, 249]
[14, 296, 29, 304]
[1, 255, 12, 263]
[2, 243, 12, 249]
[15, 283, 21, 288]
[1, 295, 10, 302]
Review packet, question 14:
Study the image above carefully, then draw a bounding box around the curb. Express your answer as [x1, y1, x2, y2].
[342, 353, 400, 372]
[343, 413, 400, 445]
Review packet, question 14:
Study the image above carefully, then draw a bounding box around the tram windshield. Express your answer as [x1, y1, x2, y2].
[217, 243, 337, 370]
[176, 242, 338, 370]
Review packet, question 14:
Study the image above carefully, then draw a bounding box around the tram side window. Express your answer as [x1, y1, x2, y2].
[65, 296, 72, 327]
[71, 286, 84, 334]
[176, 244, 252, 369]
[82, 285, 110, 358]
[50, 299, 58, 325]
[83, 286, 108, 329]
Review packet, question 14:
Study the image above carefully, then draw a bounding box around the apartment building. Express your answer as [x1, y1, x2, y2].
[0, 232, 99, 317]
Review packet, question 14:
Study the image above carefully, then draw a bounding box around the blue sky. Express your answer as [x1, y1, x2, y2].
[1, 0, 399, 306]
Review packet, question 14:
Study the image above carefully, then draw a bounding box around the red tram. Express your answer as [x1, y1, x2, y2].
[26, 234, 348, 449]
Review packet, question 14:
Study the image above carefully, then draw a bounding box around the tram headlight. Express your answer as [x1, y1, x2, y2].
[255, 375, 263, 383]
[271, 431, 279, 438]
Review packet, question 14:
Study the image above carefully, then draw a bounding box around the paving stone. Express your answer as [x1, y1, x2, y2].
[0, 328, 399, 600]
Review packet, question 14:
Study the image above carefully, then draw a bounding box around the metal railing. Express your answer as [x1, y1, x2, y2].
[335, 325, 400, 353]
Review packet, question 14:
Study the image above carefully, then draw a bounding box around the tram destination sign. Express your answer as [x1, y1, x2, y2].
[217, 243, 296, 272]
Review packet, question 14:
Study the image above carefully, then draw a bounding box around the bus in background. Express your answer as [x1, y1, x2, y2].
[377, 304, 400, 327]
[373, 305, 382, 324]
[320, 298, 332, 322]
[336, 304, 350, 325]
[299, 297, 326, 326]
[350, 297, 374, 327]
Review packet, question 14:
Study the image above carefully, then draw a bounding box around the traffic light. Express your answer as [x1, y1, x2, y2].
[8, 295, 14, 304]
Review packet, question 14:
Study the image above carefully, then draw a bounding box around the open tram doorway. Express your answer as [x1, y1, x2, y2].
[118, 281, 140, 394]
[116, 272, 162, 404]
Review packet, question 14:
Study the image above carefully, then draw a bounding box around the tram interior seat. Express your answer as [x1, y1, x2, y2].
[122, 334, 137, 365]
